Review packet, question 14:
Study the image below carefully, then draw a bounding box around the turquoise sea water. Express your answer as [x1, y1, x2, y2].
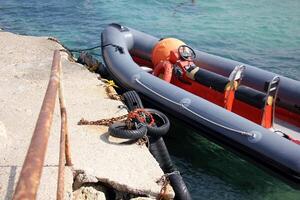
[1, 0, 300, 199]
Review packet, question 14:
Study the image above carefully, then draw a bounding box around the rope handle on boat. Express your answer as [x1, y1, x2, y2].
[135, 79, 255, 138]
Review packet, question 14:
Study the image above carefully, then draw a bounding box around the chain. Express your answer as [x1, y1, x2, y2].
[78, 114, 128, 126]
[78, 109, 156, 148]
[77, 108, 151, 127]
[107, 92, 122, 101]
[136, 135, 150, 148]
[157, 175, 170, 200]
[127, 108, 155, 126]
[100, 78, 123, 101]
[157, 171, 180, 200]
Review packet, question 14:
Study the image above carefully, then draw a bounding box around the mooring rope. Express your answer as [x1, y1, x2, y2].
[48, 37, 102, 56]
[67, 45, 102, 52]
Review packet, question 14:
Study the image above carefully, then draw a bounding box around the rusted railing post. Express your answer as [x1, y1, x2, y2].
[60, 66, 72, 166]
[12, 50, 61, 200]
[56, 54, 72, 200]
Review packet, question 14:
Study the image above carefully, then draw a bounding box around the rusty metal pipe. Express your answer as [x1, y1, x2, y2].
[65, 127, 72, 166]
[58, 63, 72, 166]
[56, 110, 66, 200]
[12, 50, 61, 200]
[57, 56, 72, 200]
[57, 55, 65, 200]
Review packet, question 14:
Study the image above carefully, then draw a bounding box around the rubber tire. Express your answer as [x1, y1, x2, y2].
[108, 122, 147, 140]
[122, 91, 144, 111]
[144, 108, 170, 137]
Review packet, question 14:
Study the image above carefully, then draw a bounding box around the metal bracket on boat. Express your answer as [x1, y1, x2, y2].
[264, 76, 280, 125]
[228, 64, 246, 82]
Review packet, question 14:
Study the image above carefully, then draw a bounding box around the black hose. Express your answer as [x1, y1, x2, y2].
[149, 137, 175, 172]
[149, 137, 192, 200]
[169, 173, 191, 200]
[122, 90, 192, 199]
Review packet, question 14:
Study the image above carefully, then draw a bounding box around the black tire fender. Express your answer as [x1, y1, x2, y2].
[108, 122, 147, 140]
[144, 108, 170, 137]
[122, 90, 144, 110]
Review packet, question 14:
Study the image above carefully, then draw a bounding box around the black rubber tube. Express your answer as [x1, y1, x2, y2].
[149, 137, 192, 200]
[169, 173, 191, 200]
[122, 90, 191, 199]
[149, 137, 175, 172]
[122, 90, 144, 110]
[109, 122, 147, 140]
[144, 108, 170, 137]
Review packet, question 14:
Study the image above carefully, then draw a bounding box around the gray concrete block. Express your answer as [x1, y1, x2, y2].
[0, 31, 174, 199]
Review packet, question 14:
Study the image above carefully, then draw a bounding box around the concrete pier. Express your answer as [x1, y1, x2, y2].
[0, 31, 174, 199]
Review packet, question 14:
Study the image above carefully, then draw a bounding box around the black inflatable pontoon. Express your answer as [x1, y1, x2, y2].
[101, 23, 300, 186]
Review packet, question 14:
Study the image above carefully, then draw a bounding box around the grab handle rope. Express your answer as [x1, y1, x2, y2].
[135, 78, 255, 137]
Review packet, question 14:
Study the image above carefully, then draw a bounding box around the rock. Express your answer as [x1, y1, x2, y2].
[77, 52, 102, 72]
[115, 190, 137, 200]
[73, 184, 107, 200]
[160, 184, 174, 200]
[130, 197, 155, 200]
[73, 171, 99, 190]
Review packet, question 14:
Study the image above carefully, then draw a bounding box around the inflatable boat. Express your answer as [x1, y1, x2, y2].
[101, 23, 300, 186]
